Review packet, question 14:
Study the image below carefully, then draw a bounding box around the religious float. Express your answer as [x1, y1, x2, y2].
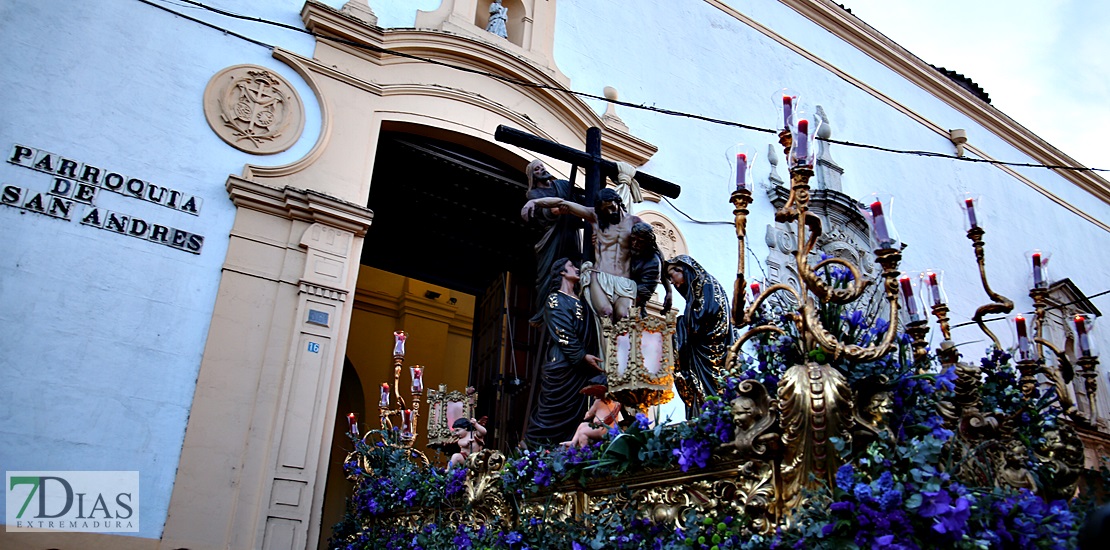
[328, 101, 1107, 549]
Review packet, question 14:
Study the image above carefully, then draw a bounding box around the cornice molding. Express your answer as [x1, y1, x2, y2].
[300, 282, 347, 301]
[703, 0, 1110, 229]
[300, 1, 658, 168]
[352, 287, 474, 333]
[226, 175, 374, 236]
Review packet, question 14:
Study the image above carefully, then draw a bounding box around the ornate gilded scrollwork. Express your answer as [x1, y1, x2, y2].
[1033, 424, 1085, 501]
[459, 450, 513, 528]
[778, 362, 854, 508]
[723, 380, 781, 460]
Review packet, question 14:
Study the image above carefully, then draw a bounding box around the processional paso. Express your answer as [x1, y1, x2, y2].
[342, 98, 1095, 535]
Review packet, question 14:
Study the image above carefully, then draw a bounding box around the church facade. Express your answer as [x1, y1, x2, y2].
[2, 1, 1107, 548]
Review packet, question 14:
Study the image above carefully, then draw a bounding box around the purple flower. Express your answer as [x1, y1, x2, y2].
[505, 531, 523, 544]
[402, 488, 418, 506]
[672, 438, 710, 472]
[917, 490, 951, 518]
[532, 463, 551, 486]
[453, 530, 473, 548]
[634, 413, 652, 430]
[830, 501, 854, 514]
[878, 488, 903, 510]
[923, 415, 954, 442]
[853, 483, 873, 502]
[446, 466, 467, 498]
[843, 310, 868, 330]
[935, 367, 957, 393]
[836, 463, 856, 492]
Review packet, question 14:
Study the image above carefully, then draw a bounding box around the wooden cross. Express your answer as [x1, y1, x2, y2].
[494, 125, 682, 262]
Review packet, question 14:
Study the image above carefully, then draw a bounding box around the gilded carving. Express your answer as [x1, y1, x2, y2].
[203, 65, 305, 154]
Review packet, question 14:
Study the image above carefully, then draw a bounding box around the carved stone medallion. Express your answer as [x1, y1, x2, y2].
[203, 65, 305, 154]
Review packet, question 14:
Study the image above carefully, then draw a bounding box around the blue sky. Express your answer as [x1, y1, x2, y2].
[838, 0, 1108, 172]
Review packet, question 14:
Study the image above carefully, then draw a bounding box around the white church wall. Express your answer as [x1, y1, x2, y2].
[0, 0, 322, 538]
[551, 1, 1110, 418]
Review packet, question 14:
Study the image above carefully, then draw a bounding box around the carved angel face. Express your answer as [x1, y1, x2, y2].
[732, 395, 757, 430]
[865, 391, 893, 424]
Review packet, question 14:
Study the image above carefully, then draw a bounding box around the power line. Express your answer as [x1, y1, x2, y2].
[135, 0, 1110, 318]
[149, 0, 1110, 174]
[945, 291, 1110, 328]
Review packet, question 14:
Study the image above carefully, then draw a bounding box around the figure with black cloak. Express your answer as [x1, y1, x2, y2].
[526, 258, 602, 445]
[665, 255, 733, 417]
[523, 160, 583, 325]
[629, 221, 672, 316]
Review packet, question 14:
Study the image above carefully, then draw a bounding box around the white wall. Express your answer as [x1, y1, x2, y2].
[550, 0, 1110, 415]
[0, 0, 325, 538]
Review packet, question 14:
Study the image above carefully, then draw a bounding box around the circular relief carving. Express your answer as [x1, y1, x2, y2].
[203, 64, 305, 154]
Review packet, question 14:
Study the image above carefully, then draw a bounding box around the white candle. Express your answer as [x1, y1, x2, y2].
[899, 276, 918, 318]
[401, 409, 413, 437]
[964, 198, 978, 228]
[1015, 316, 1031, 356]
[1075, 316, 1092, 357]
[393, 331, 406, 356]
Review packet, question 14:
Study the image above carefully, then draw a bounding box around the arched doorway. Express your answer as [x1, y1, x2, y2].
[318, 126, 552, 544]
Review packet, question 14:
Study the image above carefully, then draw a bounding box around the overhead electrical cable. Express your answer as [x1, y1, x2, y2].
[145, 0, 1110, 174]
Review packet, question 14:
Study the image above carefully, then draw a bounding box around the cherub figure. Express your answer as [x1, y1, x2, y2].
[448, 417, 486, 467]
[562, 396, 622, 448]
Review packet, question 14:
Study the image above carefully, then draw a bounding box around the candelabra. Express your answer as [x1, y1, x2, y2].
[1024, 256, 1100, 423]
[723, 104, 905, 515]
[1068, 310, 1101, 424]
[374, 331, 426, 449]
[961, 193, 1014, 350]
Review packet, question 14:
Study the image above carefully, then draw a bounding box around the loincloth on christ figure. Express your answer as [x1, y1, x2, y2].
[581, 263, 637, 302]
[580, 262, 637, 387]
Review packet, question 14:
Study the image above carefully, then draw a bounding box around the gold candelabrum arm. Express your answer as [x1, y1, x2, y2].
[732, 189, 754, 328]
[803, 272, 901, 363]
[787, 163, 903, 364]
[743, 283, 802, 326]
[1034, 337, 1078, 417]
[798, 256, 871, 305]
[967, 227, 1013, 349]
[379, 351, 423, 446]
[1076, 355, 1101, 425]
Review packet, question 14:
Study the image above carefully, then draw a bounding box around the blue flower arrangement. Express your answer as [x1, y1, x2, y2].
[328, 309, 1105, 549]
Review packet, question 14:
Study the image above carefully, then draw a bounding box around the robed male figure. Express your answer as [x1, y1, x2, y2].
[526, 258, 601, 445]
[523, 160, 583, 324]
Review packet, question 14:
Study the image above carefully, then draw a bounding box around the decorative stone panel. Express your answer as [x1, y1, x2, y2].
[203, 64, 305, 154]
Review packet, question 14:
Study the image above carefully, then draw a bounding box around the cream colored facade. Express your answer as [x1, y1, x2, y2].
[167, 3, 659, 549]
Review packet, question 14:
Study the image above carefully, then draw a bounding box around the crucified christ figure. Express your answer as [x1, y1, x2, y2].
[522, 187, 639, 322]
